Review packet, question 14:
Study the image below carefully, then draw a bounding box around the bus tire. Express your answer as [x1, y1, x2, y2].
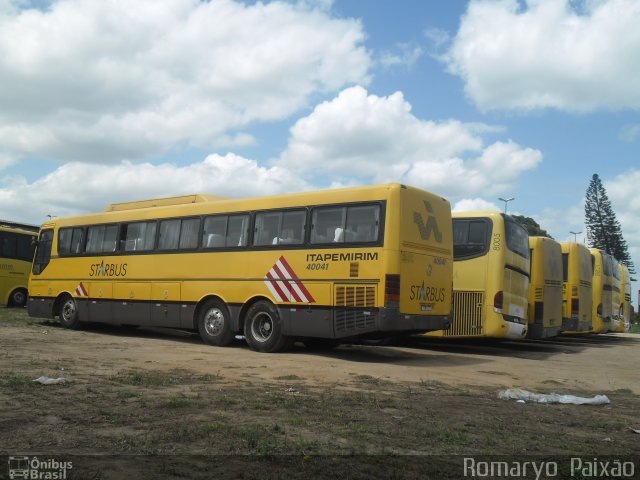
[9, 288, 27, 307]
[59, 295, 81, 329]
[197, 299, 234, 346]
[244, 301, 290, 353]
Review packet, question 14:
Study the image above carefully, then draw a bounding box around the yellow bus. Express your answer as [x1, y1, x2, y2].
[619, 263, 631, 332]
[426, 211, 529, 339]
[610, 258, 623, 333]
[27, 184, 453, 352]
[559, 242, 593, 333]
[1, 221, 38, 307]
[527, 236, 562, 339]
[589, 248, 614, 334]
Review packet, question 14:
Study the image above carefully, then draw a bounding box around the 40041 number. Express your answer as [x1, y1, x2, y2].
[306, 263, 329, 271]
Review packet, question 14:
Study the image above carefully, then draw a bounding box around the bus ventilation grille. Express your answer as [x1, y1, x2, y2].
[445, 290, 484, 336]
[534, 287, 543, 301]
[572, 286, 579, 296]
[335, 285, 375, 308]
[334, 285, 376, 333]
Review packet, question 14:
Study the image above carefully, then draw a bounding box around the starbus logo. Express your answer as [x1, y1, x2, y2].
[413, 200, 443, 243]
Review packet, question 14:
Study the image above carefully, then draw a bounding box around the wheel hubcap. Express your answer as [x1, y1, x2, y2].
[204, 308, 224, 336]
[62, 301, 75, 321]
[252, 313, 273, 342]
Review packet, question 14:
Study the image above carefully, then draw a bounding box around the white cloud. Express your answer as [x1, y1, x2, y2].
[0, 154, 310, 223]
[379, 42, 424, 69]
[619, 124, 640, 143]
[276, 86, 542, 198]
[445, 0, 640, 112]
[453, 198, 500, 212]
[0, 0, 370, 163]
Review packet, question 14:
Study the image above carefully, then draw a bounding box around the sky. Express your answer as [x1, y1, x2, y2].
[0, 0, 638, 299]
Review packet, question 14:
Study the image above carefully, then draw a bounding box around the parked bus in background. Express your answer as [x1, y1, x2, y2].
[27, 184, 453, 352]
[619, 263, 631, 332]
[1, 221, 38, 307]
[610, 258, 622, 333]
[426, 211, 530, 339]
[526, 236, 562, 339]
[559, 242, 593, 333]
[589, 248, 614, 334]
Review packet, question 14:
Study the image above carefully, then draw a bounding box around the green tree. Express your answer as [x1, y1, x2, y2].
[511, 215, 552, 238]
[584, 173, 635, 274]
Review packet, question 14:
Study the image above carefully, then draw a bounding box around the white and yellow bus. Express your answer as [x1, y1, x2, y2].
[589, 248, 614, 334]
[559, 242, 593, 333]
[1, 221, 38, 307]
[427, 211, 529, 339]
[620, 263, 631, 332]
[527, 236, 562, 339]
[28, 184, 453, 352]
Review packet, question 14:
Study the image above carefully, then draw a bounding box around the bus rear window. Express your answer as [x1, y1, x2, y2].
[453, 218, 490, 259]
[505, 217, 529, 259]
[310, 204, 379, 244]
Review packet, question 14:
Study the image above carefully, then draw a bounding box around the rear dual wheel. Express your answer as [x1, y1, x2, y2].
[244, 301, 291, 353]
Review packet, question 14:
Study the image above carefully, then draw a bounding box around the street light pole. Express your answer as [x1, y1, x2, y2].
[498, 197, 514, 214]
[570, 231, 582, 242]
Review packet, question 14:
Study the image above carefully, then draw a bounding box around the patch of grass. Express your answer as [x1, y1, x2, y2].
[628, 323, 640, 334]
[4, 373, 37, 389]
[274, 374, 302, 381]
[112, 370, 178, 387]
[613, 388, 633, 394]
[162, 396, 205, 409]
[116, 390, 140, 400]
[115, 434, 161, 455]
[353, 374, 380, 385]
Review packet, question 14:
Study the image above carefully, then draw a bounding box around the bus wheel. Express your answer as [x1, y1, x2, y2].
[244, 301, 290, 353]
[59, 295, 81, 329]
[9, 288, 27, 307]
[198, 299, 234, 346]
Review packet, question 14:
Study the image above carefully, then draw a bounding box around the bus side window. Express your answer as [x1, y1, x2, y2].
[86, 225, 118, 253]
[227, 215, 249, 247]
[311, 206, 345, 244]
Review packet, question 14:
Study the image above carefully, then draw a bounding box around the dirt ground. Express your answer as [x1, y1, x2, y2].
[1, 309, 639, 479]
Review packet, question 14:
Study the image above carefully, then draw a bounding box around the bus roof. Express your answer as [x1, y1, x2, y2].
[104, 194, 225, 212]
[0, 220, 40, 233]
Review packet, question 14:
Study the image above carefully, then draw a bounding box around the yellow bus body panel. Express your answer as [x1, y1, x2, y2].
[560, 242, 593, 333]
[527, 237, 563, 338]
[0, 225, 36, 307]
[427, 211, 529, 339]
[28, 184, 453, 340]
[589, 249, 613, 334]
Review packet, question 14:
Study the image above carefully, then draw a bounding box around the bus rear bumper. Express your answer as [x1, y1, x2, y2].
[379, 307, 452, 333]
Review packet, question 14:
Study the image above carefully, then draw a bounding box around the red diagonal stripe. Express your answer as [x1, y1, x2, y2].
[271, 263, 303, 302]
[277, 256, 314, 302]
[266, 270, 289, 302]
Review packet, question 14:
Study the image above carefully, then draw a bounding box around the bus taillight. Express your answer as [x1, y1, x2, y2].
[493, 291, 503, 312]
[385, 274, 400, 305]
[571, 298, 579, 316]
